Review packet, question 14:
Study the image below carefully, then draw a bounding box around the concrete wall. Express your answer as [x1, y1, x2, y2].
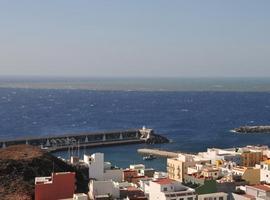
[104, 169, 123, 182]
[89, 180, 120, 199]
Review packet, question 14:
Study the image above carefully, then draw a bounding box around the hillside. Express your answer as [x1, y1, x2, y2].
[0, 145, 88, 200]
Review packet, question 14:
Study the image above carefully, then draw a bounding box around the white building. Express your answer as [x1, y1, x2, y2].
[138, 178, 153, 196]
[88, 180, 120, 199]
[84, 153, 122, 182]
[154, 171, 168, 179]
[197, 192, 228, 200]
[148, 178, 196, 200]
[198, 148, 242, 165]
[72, 193, 88, 200]
[232, 184, 270, 200]
[130, 164, 145, 174]
[259, 160, 270, 184]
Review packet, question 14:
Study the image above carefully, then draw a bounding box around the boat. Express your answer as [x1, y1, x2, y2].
[143, 154, 156, 161]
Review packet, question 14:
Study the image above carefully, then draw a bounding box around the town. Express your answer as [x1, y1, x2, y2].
[35, 144, 270, 200]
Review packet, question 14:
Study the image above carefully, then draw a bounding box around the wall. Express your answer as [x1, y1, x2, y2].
[35, 172, 75, 200]
[198, 192, 228, 200]
[167, 158, 184, 182]
[261, 164, 270, 183]
[104, 169, 123, 182]
[86, 153, 105, 180]
[242, 168, 260, 185]
[89, 180, 120, 199]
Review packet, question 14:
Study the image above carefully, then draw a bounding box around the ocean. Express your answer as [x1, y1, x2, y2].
[1, 78, 270, 171]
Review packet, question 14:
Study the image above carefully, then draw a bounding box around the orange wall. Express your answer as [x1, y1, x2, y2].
[35, 172, 75, 200]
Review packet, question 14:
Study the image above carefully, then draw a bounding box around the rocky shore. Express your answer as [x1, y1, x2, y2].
[233, 126, 270, 134]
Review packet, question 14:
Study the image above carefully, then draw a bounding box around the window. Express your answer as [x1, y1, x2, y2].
[219, 197, 224, 200]
[163, 187, 167, 191]
[187, 197, 193, 200]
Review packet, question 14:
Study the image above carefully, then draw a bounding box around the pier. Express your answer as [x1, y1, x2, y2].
[0, 127, 168, 152]
[137, 148, 178, 158]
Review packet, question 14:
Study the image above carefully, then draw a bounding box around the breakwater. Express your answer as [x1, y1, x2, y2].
[233, 126, 270, 134]
[0, 127, 169, 152]
[137, 148, 178, 158]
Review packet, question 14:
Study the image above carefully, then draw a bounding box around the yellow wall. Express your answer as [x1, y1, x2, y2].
[242, 168, 260, 185]
[167, 158, 184, 182]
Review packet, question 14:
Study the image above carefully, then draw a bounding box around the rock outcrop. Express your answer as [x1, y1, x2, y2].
[233, 126, 270, 133]
[145, 133, 170, 144]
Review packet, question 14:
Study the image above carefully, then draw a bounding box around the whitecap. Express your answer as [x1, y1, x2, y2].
[181, 109, 189, 112]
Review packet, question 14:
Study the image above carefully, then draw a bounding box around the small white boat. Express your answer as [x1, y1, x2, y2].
[143, 154, 156, 161]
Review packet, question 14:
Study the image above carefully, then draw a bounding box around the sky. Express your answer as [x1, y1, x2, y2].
[0, 1, 269, 78]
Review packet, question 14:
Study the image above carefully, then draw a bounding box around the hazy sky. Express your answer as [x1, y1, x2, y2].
[0, 1, 270, 77]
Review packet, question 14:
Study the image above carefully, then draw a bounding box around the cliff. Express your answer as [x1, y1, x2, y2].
[0, 145, 88, 200]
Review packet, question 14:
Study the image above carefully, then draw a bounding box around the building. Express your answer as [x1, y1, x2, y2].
[201, 167, 220, 179]
[259, 160, 270, 184]
[123, 169, 139, 182]
[148, 178, 196, 200]
[167, 153, 210, 182]
[130, 164, 146, 174]
[88, 180, 120, 200]
[72, 193, 88, 200]
[199, 146, 264, 167]
[232, 167, 260, 185]
[232, 184, 270, 200]
[240, 149, 263, 167]
[139, 178, 153, 196]
[61, 193, 88, 200]
[35, 172, 75, 200]
[197, 192, 228, 200]
[199, 148, 242, 166]
[120, 186, 147, 200]
[84, 153, 122, 182]
[141, 168, 155, 177]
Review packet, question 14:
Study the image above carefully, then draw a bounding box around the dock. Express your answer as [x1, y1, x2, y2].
[0, 127, 168, 152]
[137, 148, 178, 158]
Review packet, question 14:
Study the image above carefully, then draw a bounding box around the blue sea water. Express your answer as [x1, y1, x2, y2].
[1, 88, 270, 170]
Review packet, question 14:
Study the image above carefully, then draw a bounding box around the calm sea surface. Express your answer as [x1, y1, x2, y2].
[1, 87, 270, 170]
